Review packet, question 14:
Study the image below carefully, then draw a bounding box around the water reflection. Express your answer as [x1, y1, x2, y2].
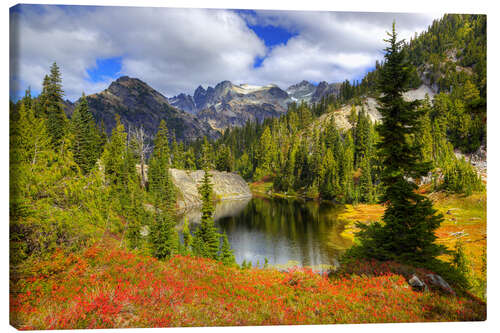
[177, 196, 352, 268]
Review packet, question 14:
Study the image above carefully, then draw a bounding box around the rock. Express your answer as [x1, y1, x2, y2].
[426, 274, 455, 295]
[170, 169, 252, 212]
[408, 274, 428, 292]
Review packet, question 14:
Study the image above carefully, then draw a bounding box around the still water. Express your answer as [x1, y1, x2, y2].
[177, 196, 352, 268]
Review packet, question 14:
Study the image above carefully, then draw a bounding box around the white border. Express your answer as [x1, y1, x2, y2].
[2, 1, 498, 332]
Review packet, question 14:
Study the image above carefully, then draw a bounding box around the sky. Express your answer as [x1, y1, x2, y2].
[9, 5, 443, 101]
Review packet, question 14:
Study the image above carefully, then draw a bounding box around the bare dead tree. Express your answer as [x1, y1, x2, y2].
[130, 125, 153, 189]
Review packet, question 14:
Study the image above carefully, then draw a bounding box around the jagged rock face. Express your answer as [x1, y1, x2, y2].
[312, 81, 342, 102]
[80, 76, 219, 142]
[193, 85, 208, 110]
[168, 93, 197, 114]
[286, 80, 316, 103]
[183, 81, 291, 130]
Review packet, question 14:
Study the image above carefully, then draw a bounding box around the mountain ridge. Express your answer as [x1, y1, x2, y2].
[66, 76, 220, 142]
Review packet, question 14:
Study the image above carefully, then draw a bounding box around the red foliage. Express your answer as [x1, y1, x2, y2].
[10, 242, 486, 329]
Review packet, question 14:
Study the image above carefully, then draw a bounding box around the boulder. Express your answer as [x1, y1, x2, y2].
[426, 274, 455, 295]
[408, 274, 428, 292]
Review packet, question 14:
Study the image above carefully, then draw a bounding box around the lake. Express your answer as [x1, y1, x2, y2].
[177, 196, 353, 269]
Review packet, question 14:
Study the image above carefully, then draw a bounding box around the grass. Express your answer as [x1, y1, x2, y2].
[10, 239, 485, 330]
[336, 191, 487, 300]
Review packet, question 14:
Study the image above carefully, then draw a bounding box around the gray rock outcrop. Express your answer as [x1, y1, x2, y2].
[170, 169, 252, 212]
[409, 274, 428, 292]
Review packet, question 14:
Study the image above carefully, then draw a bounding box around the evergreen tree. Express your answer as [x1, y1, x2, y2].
[125, 177, 144, 250]
[215, 144, 233, 172]
[354, 108, 371, 167]
[150, 210, 179, 259]
[359, 156, 374, 203]
[148, 120, 176, 209]
[10, 103, 50, 167]
[45, 62, 67, 150]
[319, 149, 338, 200]
[218, 231, 236, 266]
[71, 93, 100, 174]
[182, 217, 192, 255]
[102, 115, 129, 188]
[255, 127, 273, 178]
[349, 23, 445, 265]
[37, 75, 50, 117]
[192, 169, 220, 260]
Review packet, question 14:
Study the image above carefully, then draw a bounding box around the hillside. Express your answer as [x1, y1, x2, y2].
[10, 239, 485, 330]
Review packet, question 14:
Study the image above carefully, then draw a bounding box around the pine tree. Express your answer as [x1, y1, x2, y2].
[71, 93, 99, 174]
[416, 96, 434, 163]
[359, 156, 374, 203]
[350, 23, 445, 265]
[125, 178, 143, 250]
[37, 75, 50, 117]
[215, 144, 233, 172]
[256, 127, 273, 177]
[182, 217, 192, 255]
[149, 120, 176, 210]
[192, 169, 220, 260]
[10, 103, 50, 166]
[102, 115, 129, 187]
[320, 149, 338, 200]
[218, 231, 236, 266]
[348, 105, 358, 127]
[354, 108, 371, 167]
[150, 210, 179, 259]
[340, 132, 355, 203]
[44, 62, 67, 150]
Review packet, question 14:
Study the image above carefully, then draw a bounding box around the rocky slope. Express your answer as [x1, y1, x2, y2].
[310, 84, 436, 132]
[67, 76, 219, 142]
[170, 168, 252, 212]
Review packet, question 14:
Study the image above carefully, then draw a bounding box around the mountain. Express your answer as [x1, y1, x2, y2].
[170, 81, 291, 130]
[286, 80, 342, 103]
[311, 81, 343, 102]
[168, 79, 345, 131]
[286, 80, 316, 102]
[68, 76, 219, 142]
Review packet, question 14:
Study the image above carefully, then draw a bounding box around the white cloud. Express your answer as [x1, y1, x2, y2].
[10, 5, 442, 100]
[243, 10, 443, 88]
[10, 5, 266, 100]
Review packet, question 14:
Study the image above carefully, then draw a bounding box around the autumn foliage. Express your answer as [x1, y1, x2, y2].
[10, 240, 485, 330]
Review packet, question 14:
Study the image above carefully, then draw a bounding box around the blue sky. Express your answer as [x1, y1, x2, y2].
[10, 5, 441, 101]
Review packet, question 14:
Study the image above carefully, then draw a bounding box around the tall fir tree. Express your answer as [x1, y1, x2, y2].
[192, 168, 220, 260]
[150, 209, 179, 259]
[148, 120, 176, 210]
[218, 231, 236, 266]
[350, 23, 445, 265]
[44, 62, 68, 150]
[71, 93, 100, 174]
[101, 115, 129, 188]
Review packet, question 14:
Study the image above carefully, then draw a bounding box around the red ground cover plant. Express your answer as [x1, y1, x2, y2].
[10, 241, 485, 329]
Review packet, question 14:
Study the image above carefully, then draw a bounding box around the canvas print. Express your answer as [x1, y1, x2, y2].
[9, 4, 487, 329]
